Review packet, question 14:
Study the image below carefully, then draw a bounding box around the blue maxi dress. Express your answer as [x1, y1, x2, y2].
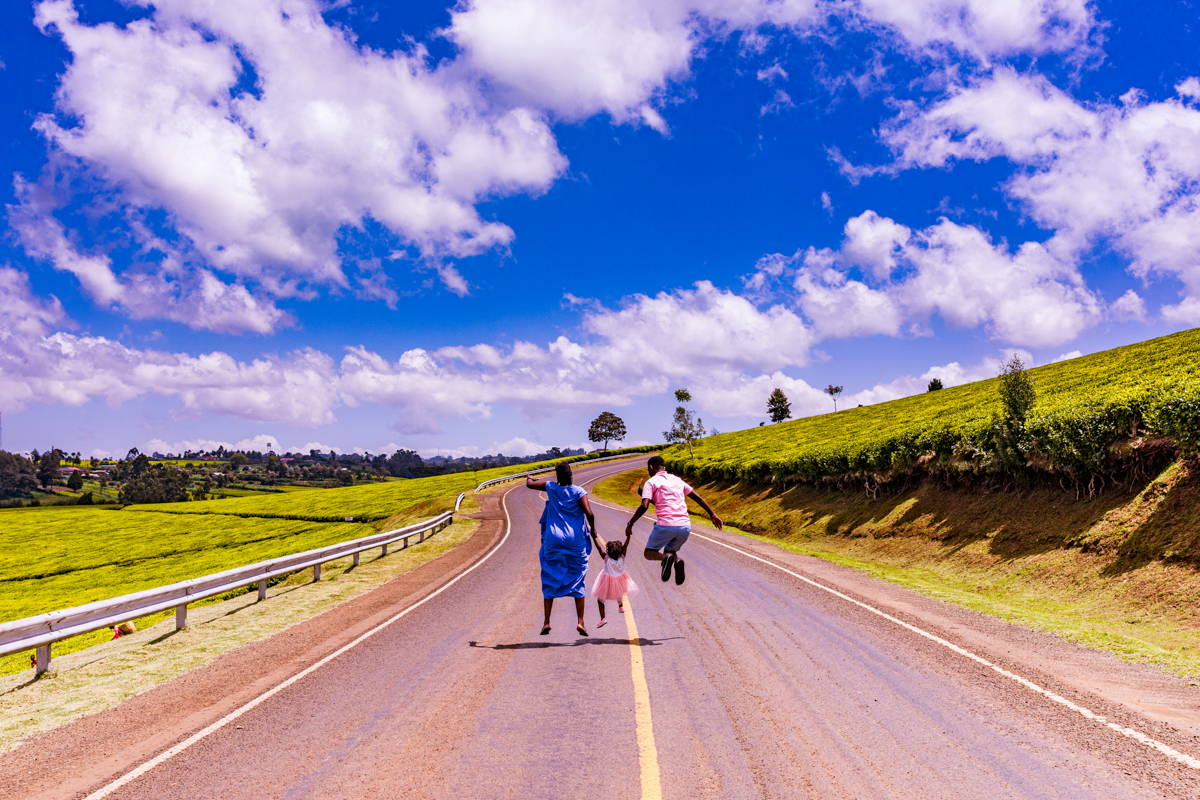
[539, 482, 592, 599]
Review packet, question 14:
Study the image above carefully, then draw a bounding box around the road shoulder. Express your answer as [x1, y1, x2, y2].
[589, 478, 1200, 746]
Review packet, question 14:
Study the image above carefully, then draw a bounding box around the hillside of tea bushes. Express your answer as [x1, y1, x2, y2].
[666, 328, 1200, 491]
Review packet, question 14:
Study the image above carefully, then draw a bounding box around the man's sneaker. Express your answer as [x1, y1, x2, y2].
[674, 558, 686, 585]
[660, 552, 676, 582]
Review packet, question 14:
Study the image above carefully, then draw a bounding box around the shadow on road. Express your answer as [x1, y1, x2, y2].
[468, 636, 680, 650]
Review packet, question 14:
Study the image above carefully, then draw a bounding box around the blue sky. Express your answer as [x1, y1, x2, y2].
[2, 0, 1198, 459]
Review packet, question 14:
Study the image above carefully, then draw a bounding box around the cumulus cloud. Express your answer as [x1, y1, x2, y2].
[751, 211, 1103, 347]
[0, 271, 824, 427]
[11, 182, 289, 334]
[11, 0, 1104, 333]
[140, 434, 286, 456]
[449, 0, 1097, 128]
[23, 0, 567, 325]
[0, 280, 344, 424]
[878, 68, 1200, 321]
[852, 0, 1096, 62]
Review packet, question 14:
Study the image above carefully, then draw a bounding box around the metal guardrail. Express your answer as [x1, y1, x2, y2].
[2, 492, 468, 675]
[473, 452, 648, 493]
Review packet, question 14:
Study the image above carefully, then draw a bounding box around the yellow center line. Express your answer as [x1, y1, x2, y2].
[622, 595, 662, 800]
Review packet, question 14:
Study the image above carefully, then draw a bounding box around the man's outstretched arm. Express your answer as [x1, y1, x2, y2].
[687, 491, 723, 530]
[626, 499, 651, 535]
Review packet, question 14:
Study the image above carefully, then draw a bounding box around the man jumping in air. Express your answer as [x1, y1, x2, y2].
[625, 455, 723, 585]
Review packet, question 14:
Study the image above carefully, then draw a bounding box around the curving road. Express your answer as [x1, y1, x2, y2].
[34, 460, 1200, 798]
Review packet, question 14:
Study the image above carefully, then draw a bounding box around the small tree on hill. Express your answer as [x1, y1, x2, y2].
[67, 471, 84, 491]
[664, 388, 705, 458]
[767, 388, 791, 423]
[927, 378, 944, 392]
[998, 354, 1036, 422]
[825, 384, 844, 412]
[588, 411, 627, 451]
[993, 353, 1037, 475]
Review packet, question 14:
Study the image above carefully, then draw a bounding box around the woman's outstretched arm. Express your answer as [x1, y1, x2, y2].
[525, 476, 549, 491]
[578, 495, 598, 538]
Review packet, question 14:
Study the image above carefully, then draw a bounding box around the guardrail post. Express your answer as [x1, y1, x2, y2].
[257, 579, 267, 601]
[381, 543, 388, 556]
[313, 563, 322, 582]
[176, 604, 188, 630]
[353, 552, 360, 567]
[35, 644, 50, 675]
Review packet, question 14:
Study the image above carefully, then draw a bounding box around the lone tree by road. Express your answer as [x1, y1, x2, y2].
[825, 384, 844, 412]
[587, 411, 627, 451]
[664, 388, 705, 458]
[767, 388, 791, 423]
[927, 378, 944, 392]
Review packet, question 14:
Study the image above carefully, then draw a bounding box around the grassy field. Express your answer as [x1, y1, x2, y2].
[670, 327, 1200, 485]
[124, 445, 658, 522]
[595, 461, 1200, 678]
[0, 507, 367, 622]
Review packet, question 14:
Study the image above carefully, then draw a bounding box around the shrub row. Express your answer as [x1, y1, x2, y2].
[665, 328, 1200, 493]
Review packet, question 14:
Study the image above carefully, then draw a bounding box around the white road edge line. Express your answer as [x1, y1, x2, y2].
[687, 529, 1200, 771]
[82, 494, 517, 800]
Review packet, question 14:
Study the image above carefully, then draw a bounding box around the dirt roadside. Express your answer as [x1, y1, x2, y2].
[0, 492, 506, 800]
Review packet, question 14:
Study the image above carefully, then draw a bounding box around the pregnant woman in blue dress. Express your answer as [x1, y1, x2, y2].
[525, 462, 598, 636]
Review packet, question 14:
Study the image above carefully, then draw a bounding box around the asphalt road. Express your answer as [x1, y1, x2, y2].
[77, 460, 1200, 799]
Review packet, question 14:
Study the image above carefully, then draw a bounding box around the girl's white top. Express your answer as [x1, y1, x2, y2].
[602, 556, 626, 576]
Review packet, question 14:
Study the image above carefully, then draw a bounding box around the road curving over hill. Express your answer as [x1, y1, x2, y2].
[7, 459, 1200, 799]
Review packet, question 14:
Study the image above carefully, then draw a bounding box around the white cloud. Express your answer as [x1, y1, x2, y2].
[0, 289, 344, 423]
[1111, 289, 1147, 322]
[750, 211, 1103, 347]
[447, 0, 696, 128]
[853, 0, 1096, 62]
[879, 68, 1200, 321]
[12, 187, 290, 334]
[140, 434, 285, 456]
[1175, 77, 1200, 102]
[1052, 350, 1081, 362]
[24, 0, 567, 325]
[691, 371, 830, 419]
[449, 0, 1097, 131]
[12, 0, 1105, 335]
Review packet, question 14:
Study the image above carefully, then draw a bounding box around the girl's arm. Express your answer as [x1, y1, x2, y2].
[619, 528, 633, 557]
[525, 476, 549, 491]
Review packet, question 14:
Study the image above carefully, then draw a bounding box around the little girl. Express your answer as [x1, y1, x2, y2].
[590, 531, 639, 628]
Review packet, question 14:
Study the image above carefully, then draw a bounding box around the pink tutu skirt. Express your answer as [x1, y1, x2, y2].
[590, 569, 639, 603]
